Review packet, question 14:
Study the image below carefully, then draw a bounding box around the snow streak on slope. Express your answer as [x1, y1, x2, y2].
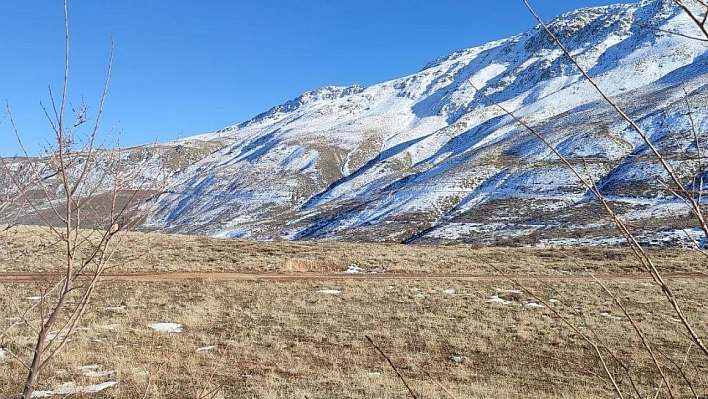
[146, 0, 708, 244]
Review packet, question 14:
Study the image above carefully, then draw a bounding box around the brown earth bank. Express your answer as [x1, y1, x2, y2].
[1, 225, 707, 398]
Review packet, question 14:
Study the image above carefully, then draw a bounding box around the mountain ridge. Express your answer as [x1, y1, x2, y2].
[140, 0, 708, 245]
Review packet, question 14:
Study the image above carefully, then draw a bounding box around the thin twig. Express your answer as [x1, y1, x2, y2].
[657, 344, 699, 399]
[365, 335, 419, 399]
[639, 24, 708, 42]
[673, 0, 708, 40]
[588, 270, 675, 398]
[523, 0, 708, 361]
[482, 260, 626, 398]
[422, 370, 459, 399]
[554, 249, 673, 398]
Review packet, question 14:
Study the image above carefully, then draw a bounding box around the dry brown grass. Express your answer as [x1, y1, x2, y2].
[1, 225, 705, 276]
[1, 225, 707, 398]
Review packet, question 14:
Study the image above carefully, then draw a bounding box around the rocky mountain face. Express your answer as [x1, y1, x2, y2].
[6, 0, 708, 246]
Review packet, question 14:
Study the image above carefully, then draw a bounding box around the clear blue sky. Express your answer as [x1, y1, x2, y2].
[0, 0, 631, 156]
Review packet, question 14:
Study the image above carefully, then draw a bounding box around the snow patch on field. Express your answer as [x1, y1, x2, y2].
[196, 345, 216, 353]
[78, 365, 116, 378]
[316, 289, 342, 295]
[103, 324, 120, 330]
[149, 323, 183, 333]
[486, 295, 512, 305]
[429, 222, 542, 240]
[345, 263, 381, 274]
[31, 382, 117, 397]
[346, 264, 366, 274]
[45, 331, 71, 343]
[541, 227, 708, 248]
[539, 236, 627, 247]
[600, 312, 622, 320]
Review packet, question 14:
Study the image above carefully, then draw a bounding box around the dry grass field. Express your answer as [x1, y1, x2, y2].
[1, 225, 707, 398]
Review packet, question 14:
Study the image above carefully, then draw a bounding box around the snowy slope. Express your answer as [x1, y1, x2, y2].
[141, 0, 708, 244]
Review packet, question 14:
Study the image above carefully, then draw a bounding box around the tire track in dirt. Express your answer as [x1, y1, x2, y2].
[0, 271, 706, 283]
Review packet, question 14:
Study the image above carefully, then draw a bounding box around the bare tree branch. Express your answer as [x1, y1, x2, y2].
[365, 335, 420, 399]
[523, 0, 708, 361]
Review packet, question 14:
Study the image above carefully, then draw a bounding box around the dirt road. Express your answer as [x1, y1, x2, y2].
[1, 271, 705, 283]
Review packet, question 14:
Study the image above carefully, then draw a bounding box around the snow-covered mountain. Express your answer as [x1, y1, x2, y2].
[8, 0, 707, 245]
[142, 0, 708, 245]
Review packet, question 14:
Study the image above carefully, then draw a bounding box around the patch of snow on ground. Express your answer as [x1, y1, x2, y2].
[429, 222, 543, 240]
[443, 289, 456, 295]
[104, 305, 126, 312]
[600, 312, 622, 320]
[487, 295, 512, 305]
[0, 347, 5, 357]
[316, 289, 341, 295]
[345, 263, 382, 274]
[78, 365, 116, 378]
[426, 223, 501, 239]
[346, 264, 366, 274]
[622, 200, 689, 220]
[103, 324, 120, 330]
[31, 381, 117, 397]
[26, 296, 42, 301]
[45, 331, 69, 342]
[524, 302, 545, 308]
[546, 227, 708, 249]
[539, 236, 627, 247]
[641, 227, 706, 248]
[149, 323, 183, 333]
[196, 346, 216, 353]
